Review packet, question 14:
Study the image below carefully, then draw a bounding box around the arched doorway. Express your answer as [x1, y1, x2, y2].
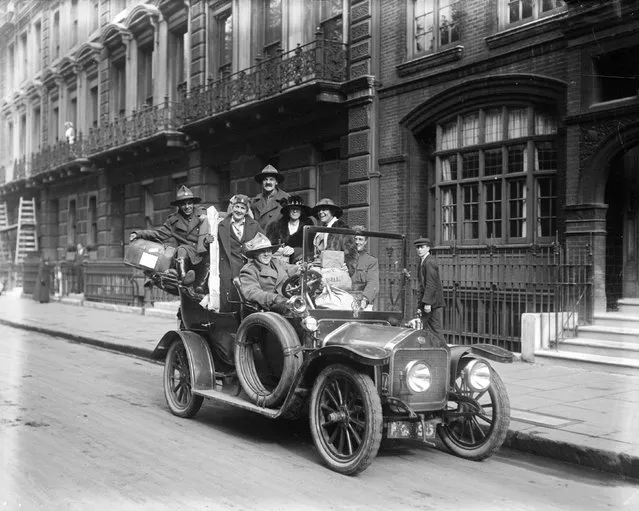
[605, 144, 639, 309]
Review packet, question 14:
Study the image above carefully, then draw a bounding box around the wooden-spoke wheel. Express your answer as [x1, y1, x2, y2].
[309, 364, 382, 476]
[163, 339, 203, 418]
[438, 366, 510, 460]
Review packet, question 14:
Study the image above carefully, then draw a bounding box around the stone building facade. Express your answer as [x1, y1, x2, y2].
[0, 0, 638, 341]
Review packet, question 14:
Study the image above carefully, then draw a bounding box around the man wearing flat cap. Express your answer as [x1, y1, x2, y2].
[251, 164, 290, 231]
[217, 194, 264, 312]
[130, 185, 211, 285]
[239, 232, 300, 314]
[414, 237, 444, 334]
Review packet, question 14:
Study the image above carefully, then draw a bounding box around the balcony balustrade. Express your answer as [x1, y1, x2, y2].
[85, 98, 181, 156]
[177, 37, 349, 127]
[13, 156, 27, 181]
[30, 133, 87, 177]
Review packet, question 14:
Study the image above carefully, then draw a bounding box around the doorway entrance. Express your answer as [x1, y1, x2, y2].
[605, 145, 639, 309]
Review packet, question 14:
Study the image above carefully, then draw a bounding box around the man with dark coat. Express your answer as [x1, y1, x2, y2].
[414, 237, 445, 334]
[351, 226, 380, 310]
[239, 232, 300, 314]
[251, 165, 290, 231]
[130, 185, 210, 284]
[217, 194, 264, 312]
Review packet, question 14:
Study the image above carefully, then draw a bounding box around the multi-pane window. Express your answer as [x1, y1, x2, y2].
[112, 62, 126, 116]
[434, 106, 558, 243]
[413, 0, 460, 55]
[53, 11, 60, 59]
[71, 0, 79, 46]
[217, 10, 232, 76]
[319, 0, 343, 41]
[34, 22, 42, 74]
[88, 85, 99, 128]
[88, 195, 98, 247]
[138, 46, 154, 107]
[264, 0, 282, 58]
[503, 0, 564, 26]
[20, 32, 28, 83]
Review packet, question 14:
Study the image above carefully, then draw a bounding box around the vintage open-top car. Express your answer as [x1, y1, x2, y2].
[140, 226, 513, 476]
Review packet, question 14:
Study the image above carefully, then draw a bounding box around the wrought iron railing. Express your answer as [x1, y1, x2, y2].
[386, 243, 593, 352]
[31, 133, 87, 176]
[85, 97, 180, 155]
[13, 156, 27, 180]
[177, 37, 348, 126]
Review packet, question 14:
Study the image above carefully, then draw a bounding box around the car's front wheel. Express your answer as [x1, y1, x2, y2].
[163, 339, 204, 418]
[438, 364, 510, 460]
[309, 364, 383, 476]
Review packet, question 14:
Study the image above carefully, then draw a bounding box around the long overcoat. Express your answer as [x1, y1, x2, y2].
[266, 216, 315, 263]
[417, 255, 444, 309]
[135, 207, 208, 266]
[217, 215, 263, 311]
[351, 251, 380, 304]
[239, 258, 299, 310]
[251, 188, 290, 230]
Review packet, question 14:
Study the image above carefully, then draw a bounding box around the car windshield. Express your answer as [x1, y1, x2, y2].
[301, 225, 406, 313]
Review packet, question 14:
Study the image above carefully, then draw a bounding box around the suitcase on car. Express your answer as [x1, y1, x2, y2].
[124, 239, 176, 273]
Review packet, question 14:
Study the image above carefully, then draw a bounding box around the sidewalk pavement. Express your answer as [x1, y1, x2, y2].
[0, 293, 637, 480]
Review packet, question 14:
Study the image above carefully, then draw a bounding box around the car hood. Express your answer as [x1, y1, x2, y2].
[322, 322, 446, 360]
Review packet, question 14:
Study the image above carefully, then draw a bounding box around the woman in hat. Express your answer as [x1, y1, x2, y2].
[239, 232, 300, 314]
[311, 198, 358, 275]
[130, 185, 209, 284]
[266, 195, 315, 264]
[216, 194, 264, 312]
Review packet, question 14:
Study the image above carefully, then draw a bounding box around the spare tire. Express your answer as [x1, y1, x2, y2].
[235, 312, 303, 408]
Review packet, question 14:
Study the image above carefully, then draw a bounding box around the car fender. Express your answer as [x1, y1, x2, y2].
[153, 330, 215, 392]
[448, 344, 512, 386]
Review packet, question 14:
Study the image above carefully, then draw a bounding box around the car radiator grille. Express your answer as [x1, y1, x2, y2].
[390, 348, 449, 411]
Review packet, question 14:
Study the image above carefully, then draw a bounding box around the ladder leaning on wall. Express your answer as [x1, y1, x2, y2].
[0, 201, 13, 264]
[14, 197, 38, 265]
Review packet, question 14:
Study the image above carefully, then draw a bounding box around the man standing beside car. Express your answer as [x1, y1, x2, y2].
[251, 164, 290, 231]
[414, 237, 444, 334]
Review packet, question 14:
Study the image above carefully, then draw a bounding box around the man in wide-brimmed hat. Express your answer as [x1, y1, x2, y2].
[217, 194, 264, 312]
[130, 185, 210, 284]
[311, 198, 357, 275]
[414, 236, 444, 334]
[239, 232, 300, 314]
[251, 164, 290, 230]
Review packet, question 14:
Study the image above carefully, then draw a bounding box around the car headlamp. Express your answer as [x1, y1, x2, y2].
[302, 315, 318, 332]
[404, 360, 431, 393]
[464, 359, 491, 392]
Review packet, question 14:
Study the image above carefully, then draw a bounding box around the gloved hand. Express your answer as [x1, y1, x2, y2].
[271, 299, 291, 315]
[202, 234, 215, 248]
[129, 233, 137, 242]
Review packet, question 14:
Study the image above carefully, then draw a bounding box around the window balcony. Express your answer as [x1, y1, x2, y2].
[85, 98, 186, 159]
[177, 38, 349, 129]
[29, 133, 92, 184]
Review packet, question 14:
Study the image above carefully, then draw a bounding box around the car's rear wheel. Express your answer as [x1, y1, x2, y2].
[309, 364, 383, 476]
[438, 364, 510, 460]
[163, 339, 204, 418]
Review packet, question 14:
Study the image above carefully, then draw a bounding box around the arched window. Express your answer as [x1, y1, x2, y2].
[432, 105, 558, 244]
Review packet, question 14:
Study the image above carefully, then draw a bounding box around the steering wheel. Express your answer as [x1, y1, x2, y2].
[282, 270, 323, 299]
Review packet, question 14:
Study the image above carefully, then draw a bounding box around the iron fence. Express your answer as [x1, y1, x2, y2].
[85, 98, 180, 156]
[177, 37, 348, 126]
[31, 133, 87, 175]
[384, 243, 593, 352]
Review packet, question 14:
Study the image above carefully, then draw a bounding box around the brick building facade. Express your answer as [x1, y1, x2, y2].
[0, 1, 638, 346]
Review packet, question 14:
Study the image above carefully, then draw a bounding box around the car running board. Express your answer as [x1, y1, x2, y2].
[193, 389, 281, 418]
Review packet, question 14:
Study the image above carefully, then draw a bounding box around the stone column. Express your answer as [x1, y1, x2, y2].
[565, 203, 608, 313]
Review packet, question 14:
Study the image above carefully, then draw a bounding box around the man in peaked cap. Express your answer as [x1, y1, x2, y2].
[251, 164, 290, 231]
[130, 185, 212, 286]
[414, 236, 444, 334]
[239, 232, 300, 314]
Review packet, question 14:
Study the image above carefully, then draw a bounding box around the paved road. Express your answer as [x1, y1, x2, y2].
[1, 325, 637, 511]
